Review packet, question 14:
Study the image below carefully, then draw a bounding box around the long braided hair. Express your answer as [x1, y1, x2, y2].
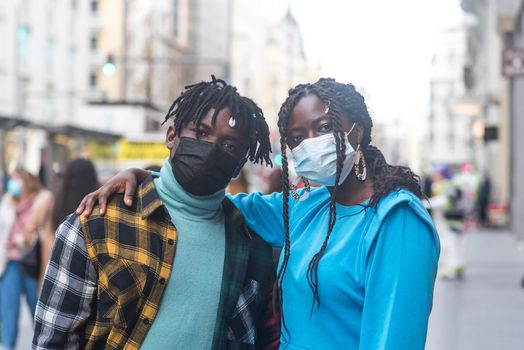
[276, 78, 423, 332]
[162, 75, 272, 166]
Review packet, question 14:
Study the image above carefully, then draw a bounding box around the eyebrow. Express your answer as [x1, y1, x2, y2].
[288, 115, 331, 133]
[198, 120, 244, 142]
[196, 121, 213, 131]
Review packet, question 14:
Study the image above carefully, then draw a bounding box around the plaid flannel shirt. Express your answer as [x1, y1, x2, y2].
[33, 176, 280, 350]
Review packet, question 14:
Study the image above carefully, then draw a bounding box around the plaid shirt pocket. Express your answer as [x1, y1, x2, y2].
[98, 258, 151, 330]
[227, 279, 261, 345]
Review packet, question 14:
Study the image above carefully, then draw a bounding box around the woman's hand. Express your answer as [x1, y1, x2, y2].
[76, 168, 150, 217]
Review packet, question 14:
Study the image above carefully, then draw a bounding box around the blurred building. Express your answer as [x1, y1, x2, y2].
[426, 18, 473, 168]
[457, 0, 523, 230]
[459, 0, 513, 213]
[495, 0, 524, 236]
[230, 5, 319, 130]
[0, 0, 318, 182]
[0, 0, 121, 182]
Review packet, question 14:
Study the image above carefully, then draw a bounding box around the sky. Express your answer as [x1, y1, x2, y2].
[262, 0, 464, 124]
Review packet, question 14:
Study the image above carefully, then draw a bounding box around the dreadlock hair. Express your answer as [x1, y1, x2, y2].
[162, 75, 272, 166]
[276, 78, 423, 333]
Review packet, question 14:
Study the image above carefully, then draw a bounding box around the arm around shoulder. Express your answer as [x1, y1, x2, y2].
[228, 191, 286, 248]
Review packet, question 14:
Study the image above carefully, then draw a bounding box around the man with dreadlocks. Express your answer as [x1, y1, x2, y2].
[33, 77, 280, 350]
[79, 77, 440, 350]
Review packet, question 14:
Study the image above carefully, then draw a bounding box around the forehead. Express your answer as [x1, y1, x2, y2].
[196, 106, 248, 137]
[288, 94, 326, 128]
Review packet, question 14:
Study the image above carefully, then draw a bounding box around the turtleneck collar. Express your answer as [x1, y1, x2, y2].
[154, 158, 225, 221]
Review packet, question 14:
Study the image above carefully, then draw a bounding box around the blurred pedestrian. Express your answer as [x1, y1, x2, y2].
[477, 172, 491, 227]
[79, 78, 439, 349]
[431, 166, 465, 279]
[51, 158, 99, 230]
[42, 158, 99, 278]
[0, 169, 53, 350]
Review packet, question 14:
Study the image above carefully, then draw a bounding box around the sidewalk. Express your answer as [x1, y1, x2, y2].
[426, 229, 524, 350]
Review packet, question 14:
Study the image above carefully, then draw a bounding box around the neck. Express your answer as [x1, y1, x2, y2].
[12, 192, 31, 204]
[154, 158, 225, 220]
[330, 173, 374, 206]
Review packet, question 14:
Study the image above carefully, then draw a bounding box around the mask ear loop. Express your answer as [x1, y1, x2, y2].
[346, 122, 356, 138]
[232, 158, 248, 179]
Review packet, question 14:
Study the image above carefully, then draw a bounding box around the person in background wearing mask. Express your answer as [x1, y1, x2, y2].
[33, 77, 280, 350]
[79, 78, 440, 349]
[0, 169, 53, 350]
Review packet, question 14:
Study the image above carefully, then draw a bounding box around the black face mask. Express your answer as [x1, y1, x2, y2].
[171, 137, 241, 196]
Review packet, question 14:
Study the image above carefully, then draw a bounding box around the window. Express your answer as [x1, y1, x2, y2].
[71, 0, 77, 10]
[89, 73, 97, 87]
[90, 36, 98, 51]
[16, 26, 30, 66]
[91, 1, 98, 13]
[173, 0, 179, 37]
[146, 115, 161, 132]
[68, 46, 77, 67]
[45, 37, 55, 64]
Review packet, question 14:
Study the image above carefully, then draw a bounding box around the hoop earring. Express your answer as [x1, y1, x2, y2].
[354, 149, 367, 182]
[290, 176, 311, 201]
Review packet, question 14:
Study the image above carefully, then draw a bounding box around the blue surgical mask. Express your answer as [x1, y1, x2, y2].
[291, 123, 357, 186]
[7, 179, 23, 198]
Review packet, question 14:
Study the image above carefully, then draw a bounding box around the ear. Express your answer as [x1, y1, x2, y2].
[166, 126, 177, 150]
[355, 123, 364, 144]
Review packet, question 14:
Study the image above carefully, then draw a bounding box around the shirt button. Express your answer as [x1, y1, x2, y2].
[159, 278, 166, 285]
[143, 318, 150, 325]
[168, 239, 175, 245]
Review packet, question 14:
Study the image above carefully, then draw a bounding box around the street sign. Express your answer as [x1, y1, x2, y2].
[502, 48, 524, 77]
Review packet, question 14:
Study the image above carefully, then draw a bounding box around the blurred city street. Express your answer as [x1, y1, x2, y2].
[2, 0, 524, 348]
[426, 229, 524, 350]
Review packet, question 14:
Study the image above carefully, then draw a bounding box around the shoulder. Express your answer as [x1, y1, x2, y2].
[33, 189, 55, 211]
[374, 189, 433, 226]
[362, 190, 437, 248]
[81, 194, 129, 220]
[55, 214, 89, 254]
[79, 193, 137, 241]
[36, 189, 54, 202]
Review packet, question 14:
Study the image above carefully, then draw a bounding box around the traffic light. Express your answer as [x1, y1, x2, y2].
[103, 55, 116, 76]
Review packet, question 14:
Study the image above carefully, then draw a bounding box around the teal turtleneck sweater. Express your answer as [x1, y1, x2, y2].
[141, 158, 226, 349]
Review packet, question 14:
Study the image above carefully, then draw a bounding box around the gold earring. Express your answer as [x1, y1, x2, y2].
[354, 150, 367, 182]
[290, 176, 311, 201]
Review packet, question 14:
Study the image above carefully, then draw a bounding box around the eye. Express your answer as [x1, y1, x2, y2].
[290, 135, 304, 145]
[196, 129, 208, 138]
[224, 143, 237, 152]
[319, 123, 333, 133]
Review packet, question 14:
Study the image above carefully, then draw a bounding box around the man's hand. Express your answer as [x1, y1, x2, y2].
[76, 168, 150, 217]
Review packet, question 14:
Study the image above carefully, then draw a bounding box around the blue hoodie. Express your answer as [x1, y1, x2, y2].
[229, 187, 439, 350]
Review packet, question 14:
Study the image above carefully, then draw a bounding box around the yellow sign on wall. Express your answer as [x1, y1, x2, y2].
[117, 140, 168, 161]
[87, 142, 116, 160]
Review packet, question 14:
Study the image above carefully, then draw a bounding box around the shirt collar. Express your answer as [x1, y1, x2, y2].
[138, 175, 165, 220]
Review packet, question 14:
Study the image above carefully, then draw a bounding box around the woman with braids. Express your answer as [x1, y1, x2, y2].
[78, 77, 439, 349]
